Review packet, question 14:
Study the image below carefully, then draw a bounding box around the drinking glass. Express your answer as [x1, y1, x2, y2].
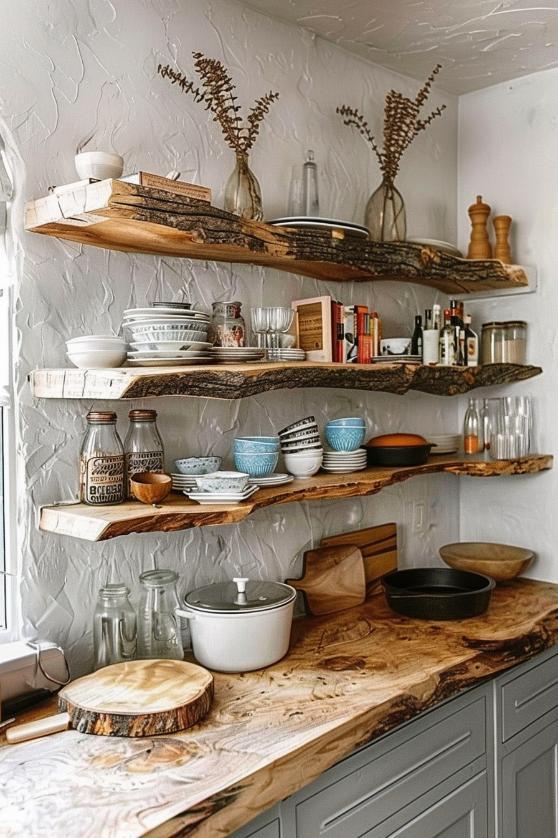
[489, 396, 532, 460]
[137, 569, 184, 660]
[268, 307, 294, 350]
[251, 307, 270, 349]
[93, 584, 137, 670]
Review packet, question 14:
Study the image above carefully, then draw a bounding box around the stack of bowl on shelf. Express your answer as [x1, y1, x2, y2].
[233, 436, 280, 477]
[66, 335, 128, 369]
[123, 303, 213, 366]
[183, 471, 259, 505]
[171, 456, 223, 492]
[278, 417, 324, 478]
[323, 417, 367, 473]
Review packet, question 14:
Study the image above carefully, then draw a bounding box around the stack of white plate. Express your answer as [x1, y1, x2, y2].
[123, 306, 212, 366]
[209, 346, 266, 363]
[185, 485, 260, 505]
[266, 348, 306, 362]
[426, 434, 461, 455]
[322, 448, 368, 473]
[373, 355, 422, 364]
[171, 473, 200, 492]
[249, 473, 293, 487]
[268, 216, 369, 238]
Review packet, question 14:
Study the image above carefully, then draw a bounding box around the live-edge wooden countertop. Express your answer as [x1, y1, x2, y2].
[2, 579, 558, 838]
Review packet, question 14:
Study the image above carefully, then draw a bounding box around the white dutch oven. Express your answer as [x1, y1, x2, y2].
[176, 577, 296, 672]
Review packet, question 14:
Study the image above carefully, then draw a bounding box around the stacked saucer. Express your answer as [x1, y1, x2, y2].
[123, 304, 212, 366]
[249, 472, 293, 487]
[171, 472, 199, 492]
[426, 433, 461, 455]
[186, 485, 259, 504]
[267, 347, 306, 362]
[373, 355, 422, 364]
[322, 449, 367, 473]
[209, 346, 266, 363]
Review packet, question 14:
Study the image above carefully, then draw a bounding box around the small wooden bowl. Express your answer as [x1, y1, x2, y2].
[439, 542, 535, 583]
[130, 472, 172, 504]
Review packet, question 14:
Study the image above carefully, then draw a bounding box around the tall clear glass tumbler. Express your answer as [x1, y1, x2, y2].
[93, 583, 137, 670]
[137, 569, 184, 660]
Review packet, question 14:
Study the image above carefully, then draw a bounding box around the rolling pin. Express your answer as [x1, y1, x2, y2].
[6, 712, 70, 744]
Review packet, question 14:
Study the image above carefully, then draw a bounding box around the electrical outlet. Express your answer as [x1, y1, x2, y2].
[414, 502, 426, 533]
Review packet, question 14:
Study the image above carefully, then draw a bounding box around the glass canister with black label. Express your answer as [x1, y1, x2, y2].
[80, 411, 125, 505]
[124, 409, 164, 497]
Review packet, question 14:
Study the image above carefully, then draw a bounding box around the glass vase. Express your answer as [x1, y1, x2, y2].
[224, 152, 263, 220]
[365, 178, 406, 242]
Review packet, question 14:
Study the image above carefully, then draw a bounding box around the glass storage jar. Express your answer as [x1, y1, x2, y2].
[210, 301, 246, 347]
[504, 321, 527, 365]
[124, 409, 164, 497]
[481, 322, 505, 364]
[93, 583, 137, 670]
[79, 411, 125, 505]
[137, 569, 184, 660]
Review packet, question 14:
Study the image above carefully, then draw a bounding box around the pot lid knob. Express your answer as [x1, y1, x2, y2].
[232, 577, 249, 605]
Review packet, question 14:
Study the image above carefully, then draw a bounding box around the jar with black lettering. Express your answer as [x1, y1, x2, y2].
[79, 411, 125, 505]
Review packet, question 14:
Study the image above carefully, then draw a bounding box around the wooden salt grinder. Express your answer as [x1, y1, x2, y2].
[493, 215, 512, 264]
[467, 195, 492, 259]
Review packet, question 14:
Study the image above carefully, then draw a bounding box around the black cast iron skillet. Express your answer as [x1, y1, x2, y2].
[383, 567, 495, 620]
[366, 444, 434, 467]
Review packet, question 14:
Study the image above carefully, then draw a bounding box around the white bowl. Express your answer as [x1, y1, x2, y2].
[67, 348, 127, 368]
[67, 336, 127, 353]
[75, 151, 124, 180]
[380, 337, 411, 356]
[283, 451, 323, 479]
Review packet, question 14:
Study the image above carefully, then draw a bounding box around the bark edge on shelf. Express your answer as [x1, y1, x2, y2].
[39, 455, 553, 542]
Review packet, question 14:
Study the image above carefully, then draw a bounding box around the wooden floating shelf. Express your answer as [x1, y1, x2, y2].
[39, 455, 552, 542]
[30, 362, 542, 401]
[25, 180, 533, 294]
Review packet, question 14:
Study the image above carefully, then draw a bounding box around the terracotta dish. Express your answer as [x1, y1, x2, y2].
[130, 472, 172, 504]
[439, 542, 535, 583]
[367, 433, 427, 447]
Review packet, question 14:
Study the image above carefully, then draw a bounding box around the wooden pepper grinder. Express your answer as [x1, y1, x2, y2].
[467, 195, 492, 259]
[493, 215, 512, 264]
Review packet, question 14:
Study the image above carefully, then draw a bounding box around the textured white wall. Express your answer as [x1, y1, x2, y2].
[458, 68, 556, 581]
[0, 0, 459, 672]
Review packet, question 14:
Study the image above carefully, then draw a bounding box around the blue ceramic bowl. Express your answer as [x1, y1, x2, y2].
[174, 456, 222, 475]
[234, 436, 280, 453]
[325, 425, 366, 452]
[234, 450, 279, 477]
[327, 417, 365, 427]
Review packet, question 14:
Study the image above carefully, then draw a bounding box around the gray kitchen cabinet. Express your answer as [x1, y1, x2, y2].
[233, 647, 558, 838]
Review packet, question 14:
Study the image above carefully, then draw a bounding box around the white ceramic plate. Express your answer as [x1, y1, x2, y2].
[321, 465, 368, 473]
[269, 216, 369, 233]
[126, 358, 212, 367]
[124, 307, 210, 318]
[373, 355, 422, 364]
[130, 340, 213, 351]
[249, 473, 294, 486]
[185, 485, 260, 504]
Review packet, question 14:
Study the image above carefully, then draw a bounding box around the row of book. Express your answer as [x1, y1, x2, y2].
[292, 295, 382, 364]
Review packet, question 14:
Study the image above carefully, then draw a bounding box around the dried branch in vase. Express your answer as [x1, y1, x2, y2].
[157, 53, 279, 155]
[337, 64, 446, 185]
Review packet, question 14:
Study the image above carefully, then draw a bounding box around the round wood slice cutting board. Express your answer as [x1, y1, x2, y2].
[57, 659, 214, 737]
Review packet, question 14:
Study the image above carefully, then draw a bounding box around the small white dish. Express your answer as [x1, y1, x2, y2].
[68, 348, 127, 368]
[75, 151, 124, 180]
[195, 471, 250, 493]
[249, 473, 294, 486]
[186, 485, 260, 504]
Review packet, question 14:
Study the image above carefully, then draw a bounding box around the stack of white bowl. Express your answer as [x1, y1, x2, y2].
[278, 416, 323, 478]
[66, 335, 127, 369]
[426, 433, 461, 455]
[123, 304, 212, 366]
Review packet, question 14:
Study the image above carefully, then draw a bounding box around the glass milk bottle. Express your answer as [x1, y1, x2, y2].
[93, 584, 137, 670]
[137, 570, 184, 660]
[79, 411, 125, 505]
[124, 409, 164, 497]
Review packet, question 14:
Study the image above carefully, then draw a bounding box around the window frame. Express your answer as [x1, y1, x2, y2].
[0, 285, 17, 642]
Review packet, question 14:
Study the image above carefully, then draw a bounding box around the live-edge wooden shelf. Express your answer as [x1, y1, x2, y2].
[40, 455, 552, 542]
[30, 361, 542, 401]
[25, 180, 534, 294]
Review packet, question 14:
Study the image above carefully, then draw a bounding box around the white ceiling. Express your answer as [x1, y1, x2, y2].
[246, 0, 558, 94]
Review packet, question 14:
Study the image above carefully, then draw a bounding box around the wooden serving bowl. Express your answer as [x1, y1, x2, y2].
[130, 472, 172, 504]
[439, 542, 535, 583]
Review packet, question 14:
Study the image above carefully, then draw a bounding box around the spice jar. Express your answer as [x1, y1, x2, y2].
[124, 409, 164, 497]
[93, 583, 137, 670]
[137, 569, 184, 660]
[210, 301, 245, 347]
[80, 411, 125, 505]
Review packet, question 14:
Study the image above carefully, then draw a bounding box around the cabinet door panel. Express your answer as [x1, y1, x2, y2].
[373, 774, 488, 838]
[232, 806, 281, 838]
[501, 720, 558, 838]
[500, 650, 558, 742]
[293, 696, 486, 837]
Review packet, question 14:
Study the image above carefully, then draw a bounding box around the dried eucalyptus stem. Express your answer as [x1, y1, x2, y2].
[158, 53, 279, 155]
[337, 65, 446, 184]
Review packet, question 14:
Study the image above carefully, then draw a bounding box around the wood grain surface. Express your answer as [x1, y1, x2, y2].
[321, 522, 398, 595]
[58, 660, 213, 737]
[24, 180, 532, 293]
[39, 455, 553, 541]
[29, 361, 543, 401]
[2, 580, 558, 838]
[286, 545, 366, 615]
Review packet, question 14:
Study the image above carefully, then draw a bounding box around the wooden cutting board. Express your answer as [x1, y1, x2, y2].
[321, 522, 398, 596]
[7, 659, 213, 743]
[287, 545, 366, 616]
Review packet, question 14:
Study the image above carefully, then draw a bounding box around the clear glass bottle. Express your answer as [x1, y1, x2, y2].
[302, 150, 320, 216]
[93, 583, 137, 670]
[137, 569, 184, 660]
[124, 409, 164, 497]
[479, 398, 491, 457]
[224, 152, 263, 220]
[463, 398, 480, 455]
[79, 411, 125, 505]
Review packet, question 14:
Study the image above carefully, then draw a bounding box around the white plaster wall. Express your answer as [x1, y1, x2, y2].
[0, 0, 459, 672]
[458, 68, 557, 581]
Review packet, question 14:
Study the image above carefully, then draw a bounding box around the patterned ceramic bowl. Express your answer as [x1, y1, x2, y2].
[234, 451, 279, 477]
[327, 417, 366, 427]
[194, 471, 250, 492]
[234, 436, 280, 453]
[174, 457, 222, 475]
[325, 425, 366, 452]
